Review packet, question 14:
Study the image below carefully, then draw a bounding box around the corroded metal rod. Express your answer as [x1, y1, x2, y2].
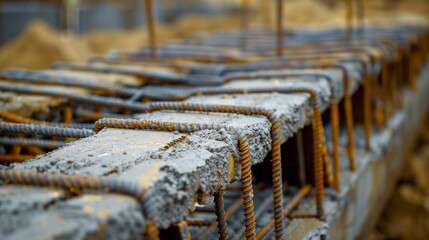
[93, 117, 257, 239]
[0, 154, 35, 163]
[0, 83, 148, 112]
[0, 169, 148, 206]
[148, 102, 284, 239]
[172, 86, 326, 221]
[0, 122, 93, 138]
[150, 86, 326, 223]
[0, 110, 93, 129]
[145, 0, 156, 60]
[214, 191, 229, 240]
[256, 185, 312, 238]
[276, 0, 284, 57]
[0, 137, 66, 149]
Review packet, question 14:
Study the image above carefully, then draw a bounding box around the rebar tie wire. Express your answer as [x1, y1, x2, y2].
[93, 117, 255, 240]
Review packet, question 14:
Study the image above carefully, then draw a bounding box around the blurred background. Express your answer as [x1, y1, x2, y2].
[0, 0, 428, 69]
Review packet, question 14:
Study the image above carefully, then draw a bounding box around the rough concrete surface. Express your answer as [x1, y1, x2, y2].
[1, 192, 144, 240]
[11, 128, 233, 228]
[1, 65, 365, 235]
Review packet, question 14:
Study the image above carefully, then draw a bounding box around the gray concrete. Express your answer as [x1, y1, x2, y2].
[7, 70, 360, 231]
[0, 189, 144, 240]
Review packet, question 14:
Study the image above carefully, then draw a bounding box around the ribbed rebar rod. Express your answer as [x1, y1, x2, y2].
[0, 83, 148, 112]
[145, 0, 156, 60]
[0, 70, 130, 95]
[0, 111, 93, 129]
[241, 0, 250, 51]
[214, 191, 228, 240]
[0, 169, 147, 204]
[0, 122, 93, 138]
[93, 117, 256, 239]
[0, 137, 66, 149]
[256, 185, 312, 238]
[0, 154, 35, 163]
[218, 67, 355, 174]
[217, 70, 341, 189]
[147, 102, 283, 239]
[276, 0, 284, 56]
[163, 86, 326, 222]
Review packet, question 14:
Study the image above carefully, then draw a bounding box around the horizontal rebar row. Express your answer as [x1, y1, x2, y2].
[0, 122, 93, 138]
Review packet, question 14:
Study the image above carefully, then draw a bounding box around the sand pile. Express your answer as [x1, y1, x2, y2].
[0, 21, 92, 69]
[282, 0, 343, 27]
[0, 0, 428, 70]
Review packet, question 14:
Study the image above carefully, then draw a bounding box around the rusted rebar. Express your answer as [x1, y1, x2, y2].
[145, 0, 156, 60]
[0, 169, 148, 205]
[93, 117, 257, 239]
[149, 87, 326, 221]
[0, 111, 93, 129]
[0, 137, 66, 149]
[0, 154, 35, 163]
[0, 83, 148, 112]
[147, 102, 283, 239]
[0, 122, 93, 138]
[209, 70, 338, 188]
[0, 70, 133, 96]
[219, 64, 357, 172]
[256, 185, 312, 238]
[214, 191, 228, 240]
[276, 0, 284, 56]
[174, 86, 324, 221]
[345, 0, 353, 39]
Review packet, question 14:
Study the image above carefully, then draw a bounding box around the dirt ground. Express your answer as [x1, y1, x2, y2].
[369, 115, 429, 240]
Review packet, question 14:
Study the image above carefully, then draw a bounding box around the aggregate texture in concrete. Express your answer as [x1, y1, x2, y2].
[0, 188, 144, 240]
[3, 67, 363, 233]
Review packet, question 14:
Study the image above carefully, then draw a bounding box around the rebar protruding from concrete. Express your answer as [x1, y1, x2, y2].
[147, 102, 284, 239]
[0, 83, 149, 112]
[276, 0, 284, 57]
[0, 154, 35, 163]
[145, 0, 156, 60]
[0, 137, 66, 149]
[0, 169, 147, 205]
[158, 86, 326, 221]
[212, 70, 340, 190]
[0, 122, 93, 138]
[214, 191, 229, 240]
[345, 0, 354, 38]
[0, 70, 132, 95]
[93, 117, 257, 239]
[0, 111, 93, 129]
[256, 185, 312, 239]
